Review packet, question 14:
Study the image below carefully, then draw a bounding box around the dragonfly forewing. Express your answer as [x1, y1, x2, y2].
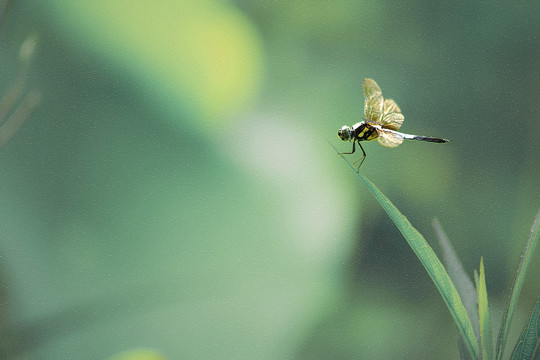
[363, 78, 382, 98]
[364, 94, 383, 124]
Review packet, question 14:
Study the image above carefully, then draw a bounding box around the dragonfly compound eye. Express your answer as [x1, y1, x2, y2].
[338, 126, 352, 141]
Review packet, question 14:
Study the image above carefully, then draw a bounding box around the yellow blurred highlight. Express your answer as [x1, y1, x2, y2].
[50, 0, 264, 126]
[106, 349, 167, 360]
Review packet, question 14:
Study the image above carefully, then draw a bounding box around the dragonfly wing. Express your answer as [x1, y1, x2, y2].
[363, 78, 382, 98]
[364, 94, 383, 124]
[380, 99, 404, 130]
[377, 129, 404, 148]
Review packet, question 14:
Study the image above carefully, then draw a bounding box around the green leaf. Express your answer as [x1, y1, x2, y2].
[329, 142, 479, 359]
[510, 297, 540, 360]
[478, 257, 494, 360]
[433, 218, 480, 360]
[496, 208, 540, 360]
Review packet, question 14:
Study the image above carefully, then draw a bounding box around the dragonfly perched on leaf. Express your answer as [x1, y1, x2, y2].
[337, 78, 448, 170]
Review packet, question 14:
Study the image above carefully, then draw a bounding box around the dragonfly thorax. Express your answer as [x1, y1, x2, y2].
[353, 121, 379, 142]
[338, 121, 376, 143]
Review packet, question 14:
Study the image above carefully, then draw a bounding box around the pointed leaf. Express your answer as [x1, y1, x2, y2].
[510, 297, 540, 360]
[433, 218, 480, 357]
[329, 142, 479, 359]
[478, 257, 494, 360]
[458, 334, 475, 360]
[496, 208, 540, 360]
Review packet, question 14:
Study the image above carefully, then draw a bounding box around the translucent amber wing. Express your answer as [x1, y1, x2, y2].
[364, 94, 383, 124]
[381, 99, 404, 130]
[383, 98, 401, 116]
[377, 129, 404, 148]
[363, 78, 382, 98]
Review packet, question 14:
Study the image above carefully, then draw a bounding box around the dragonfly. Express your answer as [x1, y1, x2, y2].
[337, 78, 448, 170]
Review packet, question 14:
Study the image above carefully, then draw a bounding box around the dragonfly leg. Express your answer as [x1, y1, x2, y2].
[351, 143, 366, 171]
[339, 140, 356, 155]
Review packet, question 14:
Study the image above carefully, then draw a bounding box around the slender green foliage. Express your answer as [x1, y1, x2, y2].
[329, 141, 479, 359]
[496, 208, 540, 360]
[510, 297, 540, 360]
[433, 218, 480, 360]
[478, 258, 494, 360]
[330, 142, 540, 360]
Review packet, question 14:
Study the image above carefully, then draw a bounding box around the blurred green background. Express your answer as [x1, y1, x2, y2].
[0, 1, 539, 359]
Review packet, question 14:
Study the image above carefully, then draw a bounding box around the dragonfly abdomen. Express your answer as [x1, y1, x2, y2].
[409, 135, 449, 143]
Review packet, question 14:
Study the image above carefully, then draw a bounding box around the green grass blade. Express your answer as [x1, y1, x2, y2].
[359, 172, 479, 359]
[329, 142, 479, 359]
[478, 257, 494, 360]
[458, 336, 475, 360]
[495, 208, 540, 360]
[433, 218, 480, 359]
[510, 297, 540, 360]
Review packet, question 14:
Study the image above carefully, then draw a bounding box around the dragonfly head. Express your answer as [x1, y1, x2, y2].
[338, 126, 352, 141]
